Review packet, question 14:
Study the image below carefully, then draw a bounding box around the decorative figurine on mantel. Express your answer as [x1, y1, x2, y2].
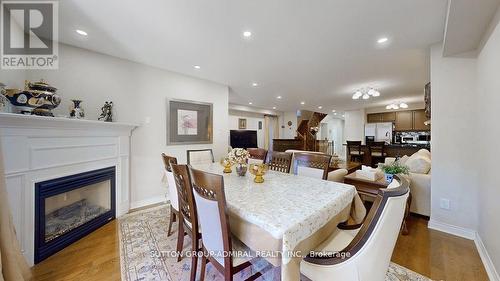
[98, 101, 113, 122]
[70, 100, 85, 119]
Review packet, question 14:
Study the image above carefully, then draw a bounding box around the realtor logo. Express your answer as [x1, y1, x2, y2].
[1, 1, 58, 69]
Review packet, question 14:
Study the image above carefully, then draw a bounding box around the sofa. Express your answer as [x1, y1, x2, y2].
[383, 149, 431, 217]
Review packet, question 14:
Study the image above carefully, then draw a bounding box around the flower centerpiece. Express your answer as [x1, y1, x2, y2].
[228, 148, 250, 176]
[379, 161, 410, 183]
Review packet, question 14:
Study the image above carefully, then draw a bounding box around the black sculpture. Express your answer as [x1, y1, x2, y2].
[98, 101, 113, 122]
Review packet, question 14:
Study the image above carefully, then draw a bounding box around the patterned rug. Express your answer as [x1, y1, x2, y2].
[118, 204, 431, 281]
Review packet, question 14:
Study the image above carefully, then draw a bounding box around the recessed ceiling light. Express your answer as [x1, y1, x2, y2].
[300, 101, 305, 105]
[251, 82, 258, 87]
[342, 114, 345, 118]
[318, 106, 322, 109]
[377, 37, 388, 44]
[76, 29, 88, 36]
[332, 109, 336, 112]
[243, 31, 252, 38]
[194, 65, 201, 69]
[334, 112, 337, 115]
[272, 106, 276, 110]
[276, 96, 282, 99]
[248, 102, 253, 105]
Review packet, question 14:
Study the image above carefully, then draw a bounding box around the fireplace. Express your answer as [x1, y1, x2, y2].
[34, 167, 116, 263]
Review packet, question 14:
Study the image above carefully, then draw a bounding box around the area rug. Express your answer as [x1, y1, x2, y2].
[118, 204, 431, 281]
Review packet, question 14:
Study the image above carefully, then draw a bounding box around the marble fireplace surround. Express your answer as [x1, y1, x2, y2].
[0, 112, 137, 265]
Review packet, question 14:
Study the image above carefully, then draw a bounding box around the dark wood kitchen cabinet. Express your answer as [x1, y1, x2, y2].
[367, 113, 383, 123]
[413, 109, 429, 131]
[395, 111, 413, 131]
[382, 112, 396, 122]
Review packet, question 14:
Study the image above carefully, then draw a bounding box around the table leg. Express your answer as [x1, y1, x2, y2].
[401, 192, 412, 235]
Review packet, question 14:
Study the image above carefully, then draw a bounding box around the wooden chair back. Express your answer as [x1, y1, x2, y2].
[187, 149, 215, 165]
[293, 152, 332, 180]
[346, 141, 362, 156]
[368, 141, 386, 157]
[161, 153, 177, 172]
[247, 148, 267, 161]
[170, 164, 198, 234]
[188, 167, 233, 270]
[268, 151, 293, 173]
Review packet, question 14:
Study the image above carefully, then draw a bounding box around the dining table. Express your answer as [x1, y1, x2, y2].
[193, 163, 366, 281]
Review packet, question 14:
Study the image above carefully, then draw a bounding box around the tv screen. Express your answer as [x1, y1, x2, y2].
[230, 130, 257, 149]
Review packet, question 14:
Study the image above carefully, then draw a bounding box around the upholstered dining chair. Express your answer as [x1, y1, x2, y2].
[293, 152, 332, 180]
[247, 148, 267, 164]
[300, 175, 410, 281]
[327, 168, 348, 183]
[268, 151, 293, 173]
[188, 167, 264, 281]
[161, 153, 178, 236]
[170, 164, 201, 281]
[346, 141, 364, 163]
[187, 149, 214, 165]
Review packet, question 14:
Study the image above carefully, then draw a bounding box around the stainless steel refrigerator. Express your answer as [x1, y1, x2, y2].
[364, 122, 393, 144]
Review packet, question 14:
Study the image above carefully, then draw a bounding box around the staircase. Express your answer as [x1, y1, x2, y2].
[296, 111, 328, 151]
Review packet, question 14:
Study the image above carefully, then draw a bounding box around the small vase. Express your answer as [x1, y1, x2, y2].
[70, 100, 85, 119]
[235, 164, 247, 177]
[385, 173, 394, 183]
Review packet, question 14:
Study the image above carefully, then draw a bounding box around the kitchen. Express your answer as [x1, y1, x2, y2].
[346, 108, 431, 166]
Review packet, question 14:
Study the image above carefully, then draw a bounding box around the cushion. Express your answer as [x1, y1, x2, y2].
[398, 155, 409, 165]
[406, 154, 431, 174]
[416, 149, 431, 159]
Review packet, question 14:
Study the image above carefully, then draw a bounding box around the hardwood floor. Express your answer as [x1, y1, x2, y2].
[32, 214, 489, 281]
[392, 216, 489, 281]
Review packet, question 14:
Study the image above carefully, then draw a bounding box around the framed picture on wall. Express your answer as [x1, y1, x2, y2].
[166, 99, 213, 145]
[238, 118, 247, 129]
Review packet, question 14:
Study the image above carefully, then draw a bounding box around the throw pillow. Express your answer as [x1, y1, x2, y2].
[416, 149, 431, 159]
[398, 155, 410, 165]
[406, 154, 431, 174]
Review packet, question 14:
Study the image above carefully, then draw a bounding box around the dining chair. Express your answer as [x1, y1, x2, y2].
[346, 141, 364, 163]
[300, 175, 410, 281]
[327, 168, 348, 183]
[187, 149, 215, 165]
[368, 141, 387, 167]
[188, 167, 264, 281]
[293, 152, 332, 180]
[170, 164, 201, 281]
[161, 153, 178, 236]
[268, 151, 293, 173]
[247, 148, 267, 163]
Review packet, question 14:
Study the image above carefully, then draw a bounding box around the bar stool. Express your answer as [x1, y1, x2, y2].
[368, 141, 387, 167]
[346, 141, 364, 163]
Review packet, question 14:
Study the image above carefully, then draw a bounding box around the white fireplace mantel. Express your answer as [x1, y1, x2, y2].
[0, 112, 138, 265]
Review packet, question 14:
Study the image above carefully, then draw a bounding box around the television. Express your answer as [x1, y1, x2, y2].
[230, 130, 257, 149]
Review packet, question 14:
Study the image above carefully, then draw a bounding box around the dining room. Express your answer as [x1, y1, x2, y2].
[2, 0, 499, 281]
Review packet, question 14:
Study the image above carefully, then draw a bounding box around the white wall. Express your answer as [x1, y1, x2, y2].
[476, 12, 500, 276]
[429, 44, 479, 232]
[15, 44, 229, 208]
[319, 115, 345, 156]
[282, 111, 298, 139]
[228, 110, 264, 148]
[343, 109, 365, 144]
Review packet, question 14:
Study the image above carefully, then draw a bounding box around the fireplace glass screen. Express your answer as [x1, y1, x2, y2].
[44, 180, 111, 242]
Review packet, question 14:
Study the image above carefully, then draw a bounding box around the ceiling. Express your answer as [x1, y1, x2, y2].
[56, 0, 449, 113]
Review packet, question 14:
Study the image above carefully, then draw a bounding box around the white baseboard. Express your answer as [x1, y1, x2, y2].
[130, 195, 166, 210]
[428, 219, 500, 280]
[428, 219, 476, 240]
[475, 233, 500, 281]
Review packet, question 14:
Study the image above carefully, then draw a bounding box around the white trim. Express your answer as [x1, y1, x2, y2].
[475, 233, 500, 281]
[130, 195, 166, 210]
[428, 219, 476, 240]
